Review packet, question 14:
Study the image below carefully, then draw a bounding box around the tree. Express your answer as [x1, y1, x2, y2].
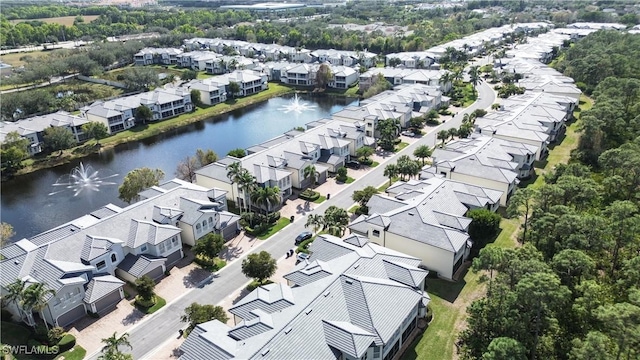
[604, 201, 640, 277]
[323, 206, 349, 237]
[81, 121, 109, 145]
[384, 163, 399, 185]
[181, 302, 229, 335]
[469, 65, 481, 96]
[182, 69, 198, 81]
[228, 81, 241, 98]
[447, 127, 458, 140]
[99, 332, 133, 360]
[176, 149, 218, 182]
[413, 145, 433, 166]
[356, 146, 374, 163]
[569, 331, 617, 360]
[227, 148, 246, 158]
[472, 247, 506, 296]
[236, 170, 256, 213]
[121, 67, 159, 91]
[21, 283, 55, 330]
[118, 168, 164, 204]
[396, 155, 421, 180]
[305, 214, 324, 234]
[437, 129, 449, 145]
[551, 249, 595, 289]
[190, 89, 203, 108]
[134, 276, 156, 303]
[303, 164, 318, 188]
[1, 131, 29, 173]
[250, 186, 281, 216]
[596, 302, 640, 360]
[467, 209, 501, 248]
[1, 222, 15, 247]
[134, 105, 152, 125]
[315, 63, 332, 90]
[241, 251, 277, 284]
[195, 149, 217, 167]
[352, 186, 379, 214]
[506, 187, 537, 243]
[3, 279, 27, 322]
[43, 126, 75, 154]
[377, 118, 400, 151]
[481, 337, 527, 360]
[336, 166, 348, 182]
[192, 233, 225, 260]
[226, 161, 243, 205]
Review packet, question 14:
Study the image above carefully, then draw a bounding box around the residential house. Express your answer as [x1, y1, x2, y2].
[179, 234, 430, 360]
[186, 78, 227, 106]
[421, 137, 521, 206]
[177, 51, 219, 71]
[359, 68, 452, 93]
[349, 179, 479, 280]
[0, 179, 238, 328]
[134, 48, 183, 66]
[81, 87, 193, 134]
[0, 111, 90, 156]
[310, 49, 377, 68]
[204, 56, 257, 75]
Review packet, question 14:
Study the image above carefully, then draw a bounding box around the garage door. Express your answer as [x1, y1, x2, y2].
[94, 291, 122, 314]
[166, 250, 183, 266]
[146, 265, 164, 281]
[222, 226, 237, 240]
[57, 304, 86, 327]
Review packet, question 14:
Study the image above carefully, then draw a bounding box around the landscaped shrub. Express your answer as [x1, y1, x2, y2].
[34, 324, 49, 343]
[267, 211, 280, 224]
[47, 326, 65, 345]
[194, 255, 226, 271]
[135, 295, 156, 308]
[425, 304, 434, 323]
[426, 118, 441, 125]
[299, 190, 320, 201]
[245, 223, 269, 236]
[246, 280, 274, 292]
[58, 334, 76, 352]
[296, 237, 315, 254]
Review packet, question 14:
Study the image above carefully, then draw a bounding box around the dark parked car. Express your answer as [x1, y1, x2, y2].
[346, 160, 361, 169]
[295, 231, 313, 245]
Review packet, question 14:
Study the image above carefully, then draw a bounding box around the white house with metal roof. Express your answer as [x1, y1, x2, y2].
[0, 111, 90, 156]
[359, 67, 452, 93]
[134, 47, 183, 66]
[0, 179, 238, 328]
[179, 234, 430, 360]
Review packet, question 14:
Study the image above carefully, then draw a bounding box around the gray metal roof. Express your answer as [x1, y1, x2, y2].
[83, 275, 124, 303]
[80, 235, 123, 262]
[180, 235, 428, 360]
[117, 253, 166, 278]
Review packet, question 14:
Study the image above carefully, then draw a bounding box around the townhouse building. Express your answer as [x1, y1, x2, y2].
[359, 68, 452, 93]
[0, 179, 238, 328]
[81, 87, 193, 134]
[176, 51, 219, 71]
[134, 48, 183, 66]
[180, 234, 430, 360]
[0, 111, 90, 156]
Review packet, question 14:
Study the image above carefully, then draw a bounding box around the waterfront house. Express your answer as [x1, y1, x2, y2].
[179, 234, 430, 360]
[0, 179, 238, 328]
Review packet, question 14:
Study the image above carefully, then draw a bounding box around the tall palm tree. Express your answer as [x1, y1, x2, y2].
[437, 130, 449, 146]
[383, 163, 399, 186]
[22, 283, 55, 330]
[99, 332, 133, 360]
[439, 72, 454, 94]
[303, 165, 318, 189]
[226, 162, 243, 207]
[305, 214, 324, 234]
[250, 186, 281, 215]
[236, 170, 256, 213]
[4, 279, 27, 322]
[469, 65, 481, 96]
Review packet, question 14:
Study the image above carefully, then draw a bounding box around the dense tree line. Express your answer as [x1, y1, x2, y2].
[459, 31, 640, 360]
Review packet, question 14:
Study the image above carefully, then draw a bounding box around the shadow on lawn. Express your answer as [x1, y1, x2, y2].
[424, 265, 470, 304]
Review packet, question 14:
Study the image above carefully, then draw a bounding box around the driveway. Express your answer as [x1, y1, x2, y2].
[86, 80, 495, 360]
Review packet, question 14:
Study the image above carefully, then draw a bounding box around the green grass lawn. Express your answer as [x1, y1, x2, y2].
[345, 177, 355, 184]
[134, 295, 167, 314]
[403, 96, 589, 359]
[54, 345, 86, 360]
[1, 321, 30, 347]
[395, 142, 409, 152]
[348, 205, 360, 214]
[369, 161, 380, 168]
[313, 195, 327, 204]
[257, 218, 290, 240]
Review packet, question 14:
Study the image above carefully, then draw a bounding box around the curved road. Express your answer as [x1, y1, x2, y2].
[86, 80, 496, 360]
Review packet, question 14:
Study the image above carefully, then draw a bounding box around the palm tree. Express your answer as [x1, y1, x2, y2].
[236, 170, 256, 213]
[303, 165, 318, 189]
[383, 163, 399, 186]
[21, 283, 55, 330]
[305, 214, 324, 234]
[437, 130, 449, 146]
[226, 162, 243, 207]
[4, 279, 27, 322]
[99, 332, 133, 360]
[447, 128, 458, 140]
[325, 222, 346, 237]
[250, 186, 281, 215]
[469, 65, 481, 96]
[413, 145, 433, 166]
[439, 72, 454, 94]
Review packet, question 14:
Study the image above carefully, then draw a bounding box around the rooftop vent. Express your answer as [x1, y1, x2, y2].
[285, 327, 292, 334]
[305, 308, 313, 315]
[261, 349, 271, 356]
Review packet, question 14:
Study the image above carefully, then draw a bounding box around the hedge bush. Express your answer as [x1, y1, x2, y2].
[135, 295, 156, 308]
[299, 190, 320, 201]
[296, 237, 315, 254]
[267, 211, 280, 224]
[194, 255, 226, 271]
[58, 334, 76, 352]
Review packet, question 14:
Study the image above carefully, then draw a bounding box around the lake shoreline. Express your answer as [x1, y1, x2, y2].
[4, 85, 358, 181]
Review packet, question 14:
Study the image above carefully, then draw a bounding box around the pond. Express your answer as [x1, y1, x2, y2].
[2, 94, 357, 241]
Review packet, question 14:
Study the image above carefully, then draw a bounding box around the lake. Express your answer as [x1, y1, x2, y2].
[1, 94, 357, 240]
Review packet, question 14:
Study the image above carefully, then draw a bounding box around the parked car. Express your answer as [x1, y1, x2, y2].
[296, 252, 310, 263]
[346, 160, 361, 169]
[401, 130, 415, 137]
[295, 231, 313, 245]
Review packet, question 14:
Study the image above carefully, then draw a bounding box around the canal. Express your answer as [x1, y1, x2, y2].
[2, 94, 357, 240]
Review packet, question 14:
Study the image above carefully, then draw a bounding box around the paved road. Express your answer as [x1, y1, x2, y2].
[86, 80, 495, 360]
[0, 74, 77, 94]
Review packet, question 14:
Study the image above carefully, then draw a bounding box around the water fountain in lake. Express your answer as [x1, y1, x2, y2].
[49, 162, 119, 197]
[278, 93, 317, 114]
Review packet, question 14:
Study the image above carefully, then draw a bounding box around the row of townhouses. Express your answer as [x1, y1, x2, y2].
[0, 179, 240, 327]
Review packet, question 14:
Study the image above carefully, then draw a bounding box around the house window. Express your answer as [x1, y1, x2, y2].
[141, 245, 148, 252]
[96, 260, 106, 270]
[75, 287, 80, 295]
[111, 254, 117, 263]
[196, 224, 201, 233]
[202, 220, 207, 229]
[373, 347, 380, 358]
[372, 230, 380, 237]
[172, 236, 178, 245]
[208, 217, 213, 226]
[159, 243, 166, 253]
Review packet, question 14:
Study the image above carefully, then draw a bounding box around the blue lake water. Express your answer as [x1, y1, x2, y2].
[1, 94, 357, 240]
